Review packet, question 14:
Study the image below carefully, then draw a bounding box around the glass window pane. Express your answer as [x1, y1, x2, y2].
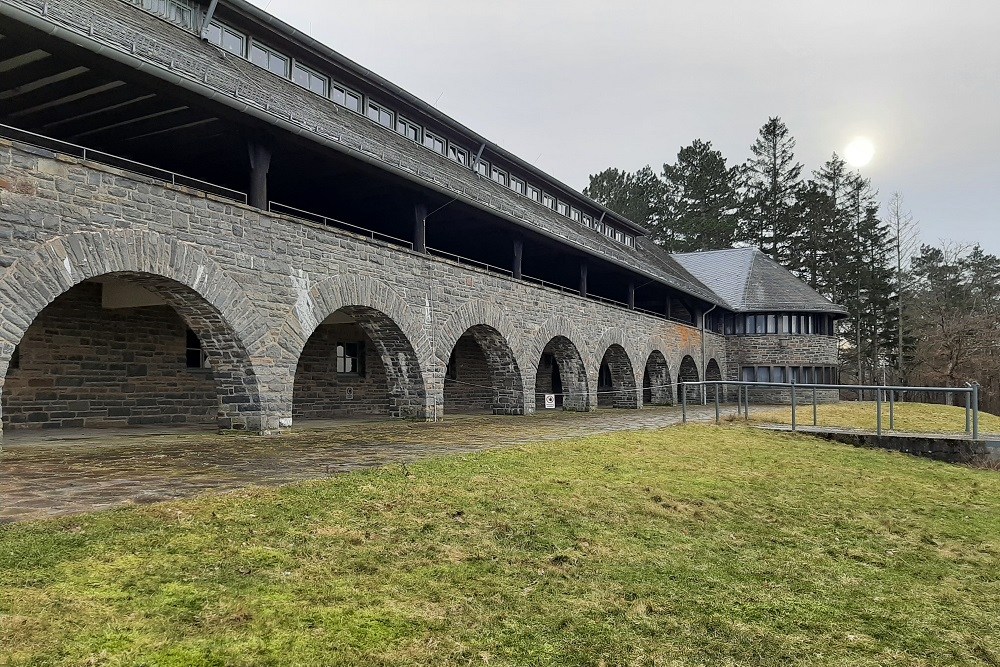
[757, 367, 771, 383]
[207, 22, 223, 46]
[773, 366, 785, 383]
[767, 314, 777, 334]
[742, 367, 755, 382]
[346, 92, 361, 112]
[222, 30, 244, 56]
[250, 44, 268, 68]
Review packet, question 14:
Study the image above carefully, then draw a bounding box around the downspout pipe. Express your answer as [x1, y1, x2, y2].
[701, 304, 718, 405]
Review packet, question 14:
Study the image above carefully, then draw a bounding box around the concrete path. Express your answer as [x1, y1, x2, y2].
[1, 405, 728, 523]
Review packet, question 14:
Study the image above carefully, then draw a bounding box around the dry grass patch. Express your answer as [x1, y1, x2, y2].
[749, 400, 1000, 435]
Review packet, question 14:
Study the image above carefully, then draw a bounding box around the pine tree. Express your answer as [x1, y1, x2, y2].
[584, 166, 664, 230]
[660, 139, 741, 252]
[741, 117, 803, 263]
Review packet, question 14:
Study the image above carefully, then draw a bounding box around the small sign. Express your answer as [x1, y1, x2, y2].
[544, 393, 556, 409]
[345, 387, 354, 400]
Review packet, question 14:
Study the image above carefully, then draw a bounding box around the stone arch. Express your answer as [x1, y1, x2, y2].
[286, 275, 430, 421]
[597, 344, 640, 409]
[534, 335, 590, 412]
[705, 358, 723, 402]
[0, 230, 271, 433]
[643, 350, 673, 406]
[443, 324, 526, 415]
[677, 354, 701, 404]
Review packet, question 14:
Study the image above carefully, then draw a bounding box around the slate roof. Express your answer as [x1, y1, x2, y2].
[671, 247, 848, 315]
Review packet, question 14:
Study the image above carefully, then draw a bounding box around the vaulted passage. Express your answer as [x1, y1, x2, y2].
[444, 325, 524, 416]
[705, 358, 723, 402]
[293, 307, 426, 422]
[678, 355, 701, 404]
[643, 351, 673, 406]
[597, 344, 639, 409]
[534, 336, 589, 412]
[1, 276, 261, 432]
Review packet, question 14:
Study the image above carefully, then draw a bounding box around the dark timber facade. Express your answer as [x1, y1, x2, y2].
[0, 0, 846, 435]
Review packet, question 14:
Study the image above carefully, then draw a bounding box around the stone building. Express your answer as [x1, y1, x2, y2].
[0, 0, 846, 436]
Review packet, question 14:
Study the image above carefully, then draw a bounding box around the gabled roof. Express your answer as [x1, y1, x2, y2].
[670, 247, 848, 315]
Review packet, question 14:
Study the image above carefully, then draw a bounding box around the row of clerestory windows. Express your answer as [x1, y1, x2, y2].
[149, 4, 640, 248]
[724, 313, 835, 336]
[741, 366, 838, 385]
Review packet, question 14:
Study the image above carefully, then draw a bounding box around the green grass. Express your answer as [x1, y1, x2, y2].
[2, 425, 999, 666]
[749, 401, 1000, 435]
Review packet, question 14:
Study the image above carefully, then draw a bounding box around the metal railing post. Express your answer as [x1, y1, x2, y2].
[965, 387, 971, 435]
[681, 382, 687, 423]
[790, 381, 797, 432]
[812, 387, 818, 426]
[973, 382, 980, 441]
[714, 383, 720, 424]
[889, 389, 895, 431]
[876, 388, 883, 437]
[744, 385, 750, 420]
[737, 383, 743, 417]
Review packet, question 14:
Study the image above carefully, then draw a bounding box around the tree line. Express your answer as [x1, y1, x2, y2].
[584, 118, 999, 408]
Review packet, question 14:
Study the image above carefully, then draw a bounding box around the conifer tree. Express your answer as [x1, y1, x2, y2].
[741, 117, 803, 263]
[660, 139, 741, 252]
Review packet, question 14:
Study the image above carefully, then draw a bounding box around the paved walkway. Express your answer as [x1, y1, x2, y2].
[1, 405, 726, 523]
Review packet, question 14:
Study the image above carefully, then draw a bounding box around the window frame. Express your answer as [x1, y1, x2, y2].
[423, 130, 446, 155]
[448, 144, 468, 166]
[510, 176, 526, 195]
[332, 83, 363, 113]
[527, 185, 542, 203]
[249, 40, 290, 78]
[206, 20, 246, 57]
[291, 61, 329, 96]
[491, 165, 508, 187]
[396, 116, 422, 143]
[336, 341, 366, 376]
[185, 329, 210, 370]
[365, 100, 394, 128]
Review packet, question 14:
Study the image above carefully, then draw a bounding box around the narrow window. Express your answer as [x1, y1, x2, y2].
[207, 21, 246, 57]
[570, 207, 582, 222]
[766, 314, 777, 334]
[476, 160, 490, 177]
[250, 42, 289, 77]
[744, 315, 754, 334]
[582, 214, 593, 228]
[790, 366, 799, 383]
[292, 63, 328, 96]
[542, 193, 555, 209]
[624, 235, 634, 247]
[557, 201, 569, 216]
[755, 315, 767, 334]
[742, 366, 755, 382]
[423, 131, 445, 154]
[780, 314, 789, 334]
[527, 185, 541, 203]
[756, 366, 771, 383]
[332, 84, 362, 113]
[366, 101, 393, 128]
[448, 144, 468, 165]
[491, 166, 508, 187]
[186, 329, 209, 369]
[773, 366, 785, 383]
[510, 176, 525, 195]
[336, 341, 366, 376]
[397, 117, 421, 142]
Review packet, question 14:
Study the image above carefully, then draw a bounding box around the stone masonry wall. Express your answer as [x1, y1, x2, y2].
[443, 334, 493, 414]
[726, 334, 839, 403]
[2, 282, 217, 428]
[0, 139, 730, 434]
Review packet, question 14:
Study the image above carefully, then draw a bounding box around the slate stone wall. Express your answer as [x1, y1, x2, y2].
[726, 335, 840, 403]
[0, 140, 730, 434]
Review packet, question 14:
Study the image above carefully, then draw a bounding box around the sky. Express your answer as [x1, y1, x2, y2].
[248, 0, 1000, 253]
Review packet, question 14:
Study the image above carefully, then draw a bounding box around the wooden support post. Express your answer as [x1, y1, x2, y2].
[512, 239, 523, 280]
[627, 282, 635, 310]
[247, 141, 271, 210]
[413, 203, 427, 253]
[579, 262, 588, 298]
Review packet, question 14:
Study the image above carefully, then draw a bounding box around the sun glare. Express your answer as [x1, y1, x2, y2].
[844, 137, 875, 168]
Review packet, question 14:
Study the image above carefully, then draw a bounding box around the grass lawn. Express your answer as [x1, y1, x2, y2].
[2, 425, 999, 666]
[748, 400, 1000, 436]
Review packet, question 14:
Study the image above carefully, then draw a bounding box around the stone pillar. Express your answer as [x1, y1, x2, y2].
[247, 141, 271, 210]
[627, 282, 635, 310]
[414, 203, 427, 253]
[512, 239, 523, 280]
[579, 262, 588, 298]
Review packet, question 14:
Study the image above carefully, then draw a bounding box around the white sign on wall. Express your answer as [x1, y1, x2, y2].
[544, 393, 556, 409]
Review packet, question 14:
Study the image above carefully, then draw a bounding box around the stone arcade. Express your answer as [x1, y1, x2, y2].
[0, 0, 845, 437]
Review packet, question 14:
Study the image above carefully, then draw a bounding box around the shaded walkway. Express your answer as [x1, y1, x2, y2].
[1, 406, 723, 522]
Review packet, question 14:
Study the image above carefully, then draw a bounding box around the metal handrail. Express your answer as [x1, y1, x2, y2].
[267, 201, 414, 249]
[0, 123, 247, 203]
[678, 379, 982, 441]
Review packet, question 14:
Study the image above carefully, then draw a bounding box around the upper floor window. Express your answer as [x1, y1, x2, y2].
[423, 131, 445, 154]
[556, 201, 569, 216]
[140, 0, 195, 28]
[510, 176, 525, 196]
[366, 101, 394, 128]
[292, 62, 328, 96]
[250, 42, 289, 77]
[542, 193, 555, 209]
[570, 208, 582, 222]
[332, 84, 363, 113]
[582, 214, 593, 228]
[527, 185, 541, 202]
[397, 117, 421, 142]
[624, 235, 634, 247]
[491, 166, 508, 187]
[448, 144, 468, 166]
[476, 160, 490, 177]
[206, 21, 246, 57]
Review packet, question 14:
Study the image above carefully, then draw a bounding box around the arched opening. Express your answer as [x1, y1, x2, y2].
[1, 274, 261, 433]
[443, 325, 524, 415]
[643, 351, 673, 406]
[534, 336, 589, 412]
[677, 355, 700, 404]
[705, 358, 723, 402]
[293, 306, 426, 422]
[597, 344, 639, 409]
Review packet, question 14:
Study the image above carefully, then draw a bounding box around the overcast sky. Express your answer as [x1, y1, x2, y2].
[250, 0, 999, 253]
